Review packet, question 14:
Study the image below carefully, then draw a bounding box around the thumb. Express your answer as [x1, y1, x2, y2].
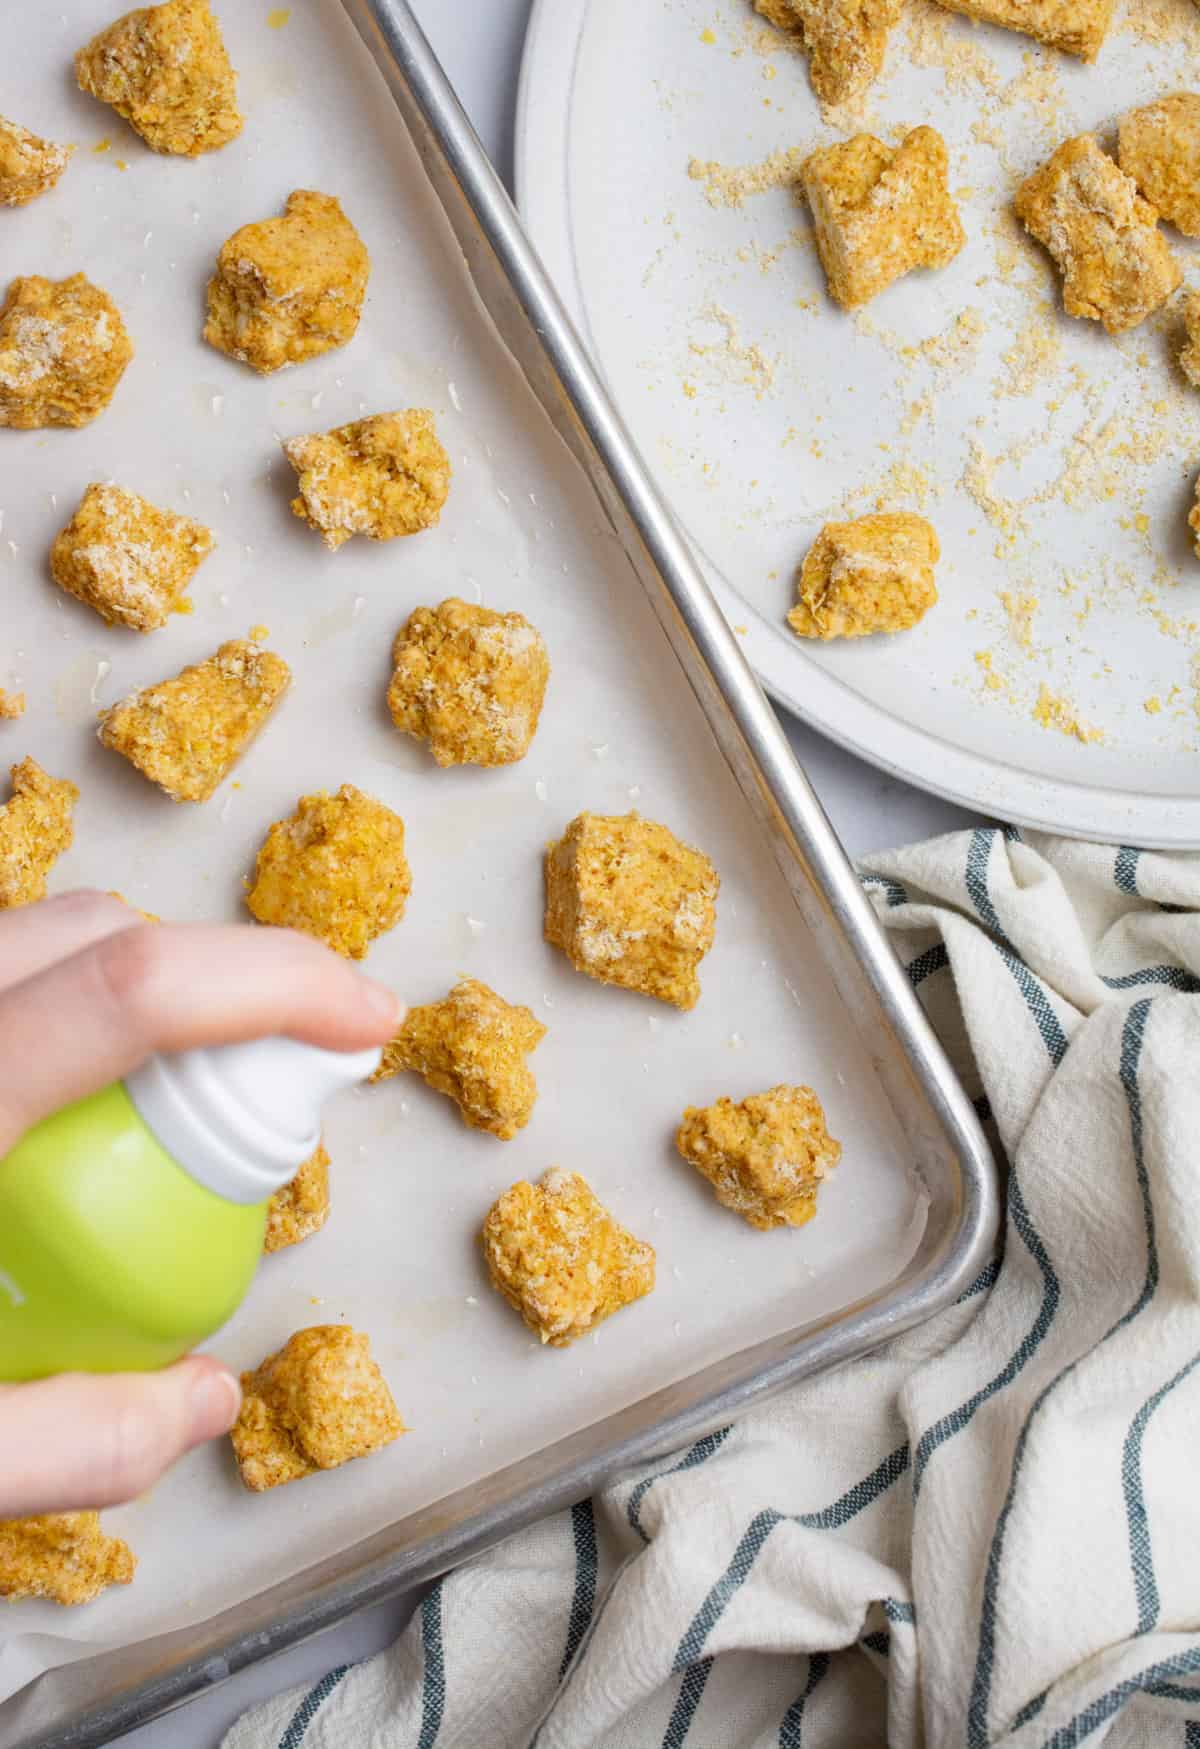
[0, 1357, 241, 1517]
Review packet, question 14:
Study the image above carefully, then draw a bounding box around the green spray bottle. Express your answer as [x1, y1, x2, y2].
[0, 1037, 380, 1380]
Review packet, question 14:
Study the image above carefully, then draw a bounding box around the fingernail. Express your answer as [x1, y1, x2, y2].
[362, 979, 403, 1026]
[187, 1364, 242, 1442]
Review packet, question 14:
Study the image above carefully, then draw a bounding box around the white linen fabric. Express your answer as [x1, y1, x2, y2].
[226, 828, 1200, 1749]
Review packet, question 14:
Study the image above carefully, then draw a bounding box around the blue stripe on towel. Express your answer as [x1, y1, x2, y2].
[277, 1665, 349, 1749]
[560, 1500, 598, 1678]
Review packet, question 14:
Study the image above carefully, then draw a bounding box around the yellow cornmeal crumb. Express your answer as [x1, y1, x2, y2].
[0, 1514, 135, 1605]
[1033, 684, 1103, 742]
[204, 191, 369, 375]
[544, 811, 719, 1011]
[1000, 589, 1038, 653]
[51, 484, 215, 632]
[0, 117, 73, 206]
[676, 1085, 841, 1230]
[387, 599, 549, 768]
[1118, 94, 1200, 240]
[1014, 136, 1181, 336]
[481, 1168, 655, 1347]
[247, 783, 411, 960]
[787, 512, 938, 639]
[75, 0, 241, 156]
[231, 1326, 403, 1492]
[0, 690, 25, 721]
[98, 638, 290, 802]
[929, 0, 1111, 58]
[752, 0, 901, 106]
[267, 6, 291, 23]
[687, 145, 807, 209]
[800, 127, 965, 310]
[0, 274, 133, 429]
[284, 411, 450, 550]
[1181, 294, 1200, 388]
[263, 1144, 330, 1254]
[373, 978, 546, 1140]
[1144, 695, 1163, 715]
[0, 759, 78, 910]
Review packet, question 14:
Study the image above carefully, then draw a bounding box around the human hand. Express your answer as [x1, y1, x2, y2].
[0, 891, 401, 1519]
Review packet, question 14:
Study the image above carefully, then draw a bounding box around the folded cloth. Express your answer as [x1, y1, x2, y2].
[225, 828, 1200, 1749]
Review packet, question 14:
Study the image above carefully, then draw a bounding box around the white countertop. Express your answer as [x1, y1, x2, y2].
[113, 6, 974, 1746]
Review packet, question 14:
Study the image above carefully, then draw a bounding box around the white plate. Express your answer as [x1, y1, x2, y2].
[516, 0, 1200, 845]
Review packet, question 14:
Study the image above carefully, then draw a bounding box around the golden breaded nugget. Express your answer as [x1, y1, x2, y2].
[801, 127, 964, 311]
[1014, 135, 1181, 335]
[0, 274, 133, 429]
[1118, 94, 1200, 239]
[545, 811, 718, 1011]
[0, 1513, 135, 1606]
[285, 411, 450, 551]
[929, 0, 1111, 59]
[481, 1168, 655, 1347]
[0, 759, 78, 910]
[246, 783, 411, 959]
[753, 0, 900, 106]
[787, 512, 939, 639]
[387, 599, 549, 767]
[75, 0, 242, 156]
[0, 117, 72, 206]
[676, 1085, 841, 1230]
[0, 690, 25, 721]
[263, 1143, 330, 1254]
[51, 483, 215, 632]
[231, 1326, 403, 1492]
[204, 191, 369, 374]
[98, 638, 290, 802]
[373, 978, 546, 1140]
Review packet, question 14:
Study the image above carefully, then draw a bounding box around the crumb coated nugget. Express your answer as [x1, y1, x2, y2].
[1182, 294, 1200, 388]
[263, 1143, 330, 1254]
[51, 484, 215, 632]
[285, 411, 450, 551]
[0, 275, 133, 430]
[544, 811, 718, 1011]
[1014, 136, 1181, 335]
[246, 783, 411, 959]
[1118, 94, 1200, 239]
[481, 1168, 655, 1347]
[787, 512, 939, 639]
[0, 759, 78, 910]
[374, 978, 546, 1140]
[231, 1326, 403, 1491]
[753, 0, 900, 106]
[387, 599, 549, 767]
[676, 1086, 841, 1230]
[75, 0, 242, 157]
[0, 117, 73, 207]
[0, 1513, 135, 1605]
[929, 0, 1111, 59]
[0, 690, 25, 721]
[204, 191, 369, 374]
[801, 127, 964, 311]
[98, 638, 290, 803]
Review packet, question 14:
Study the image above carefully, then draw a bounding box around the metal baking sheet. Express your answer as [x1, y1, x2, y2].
[517, 0, 1200, 845]
[0, 2, 995, 1743]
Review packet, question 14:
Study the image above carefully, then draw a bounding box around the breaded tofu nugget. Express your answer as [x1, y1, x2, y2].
[753, 0, 900, 107]
[387, 599, 549, 767]
[676, 1086, 841, 1230]
[51, 484, 215, 632]
[1118, 94, 1200, 239]
[1181, 294, 1200, 388]
[801, 127, 964, 311]
[545, 811, 718, 1011]
[0, 690, 25, 721]
[0, 274, 133, 429]
[204, 191, 369, 374]
[929, 0, 1111, 59]
[1014, 135, 1181, 335]
[98, 638, 290, 802]
[787, 512, 939, 639]
[481, 1168, 655, 1347]
[0, 1513, 135, 1605]
[0, 759, 78, 910]
[231, 1326, 403, 1492]
[284, 411, 450, 550]
[75, 0, 242, 157]
[263, 1143, 330, 1254]
[373, 978, 546, 1140]
[246, 783, 411, 959]
[0, 117, 73, 206]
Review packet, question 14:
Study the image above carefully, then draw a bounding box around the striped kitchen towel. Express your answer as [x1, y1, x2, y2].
[226, 827, 1200, 1749]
